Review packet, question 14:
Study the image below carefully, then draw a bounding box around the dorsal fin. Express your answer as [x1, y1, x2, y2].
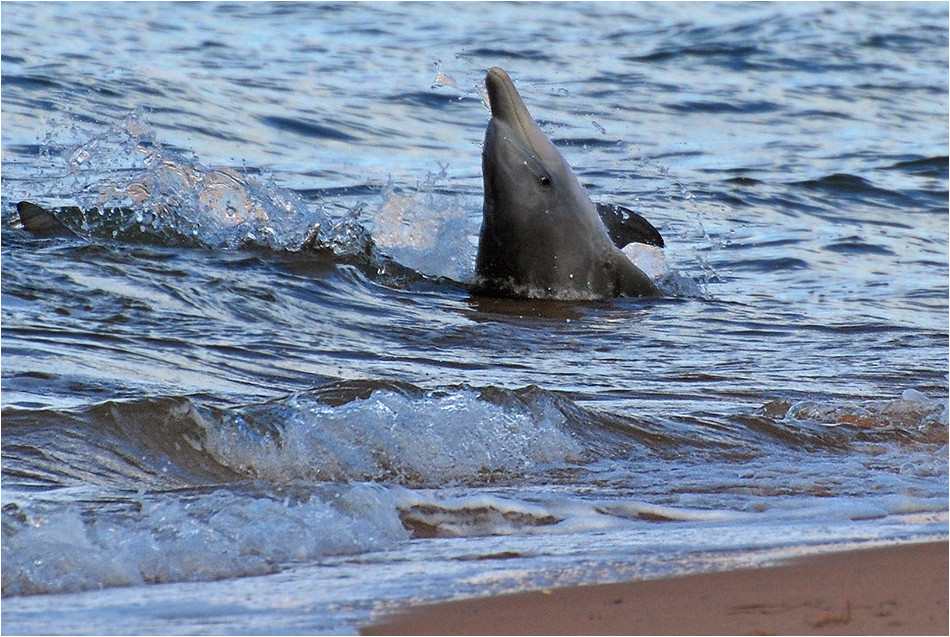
[596, 203, 664, 249]
[16, 201, 77, 238]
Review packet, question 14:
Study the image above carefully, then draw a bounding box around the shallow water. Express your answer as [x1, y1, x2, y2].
[2, 2, 948, 634]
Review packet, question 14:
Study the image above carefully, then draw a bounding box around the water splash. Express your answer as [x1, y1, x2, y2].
[369, 169, 479, 283]
[29, 110, 351, 253]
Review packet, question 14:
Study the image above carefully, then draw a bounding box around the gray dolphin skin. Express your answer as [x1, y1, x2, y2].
[475, 67, 661, 300]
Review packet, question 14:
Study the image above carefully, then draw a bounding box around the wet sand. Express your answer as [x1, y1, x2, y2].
[362, 540, 948, 635]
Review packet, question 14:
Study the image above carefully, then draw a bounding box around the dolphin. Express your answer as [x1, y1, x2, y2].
[475, 67, 662, 300]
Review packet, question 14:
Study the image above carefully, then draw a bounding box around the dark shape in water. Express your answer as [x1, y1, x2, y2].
[16, 201, 78, 238]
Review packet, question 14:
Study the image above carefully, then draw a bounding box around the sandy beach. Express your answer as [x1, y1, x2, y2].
[362, 540, 948, 636]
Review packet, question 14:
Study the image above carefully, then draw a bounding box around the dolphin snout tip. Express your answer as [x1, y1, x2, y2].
[485, 67, 520, 118]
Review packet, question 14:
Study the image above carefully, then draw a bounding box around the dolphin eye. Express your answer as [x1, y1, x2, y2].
[520, 151, 554, 188]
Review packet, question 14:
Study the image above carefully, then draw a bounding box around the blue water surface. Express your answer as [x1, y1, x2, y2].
[2, 2, 948, 634]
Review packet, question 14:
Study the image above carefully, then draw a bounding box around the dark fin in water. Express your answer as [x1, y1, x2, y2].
[596, 203, 664, 249]
[16, 201, 78, 238]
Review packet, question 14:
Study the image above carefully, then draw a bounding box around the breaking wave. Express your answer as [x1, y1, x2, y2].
[3, 381, 945, 596]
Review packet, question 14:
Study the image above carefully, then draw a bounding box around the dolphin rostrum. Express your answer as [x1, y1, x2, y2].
[475, 67, 662, 300]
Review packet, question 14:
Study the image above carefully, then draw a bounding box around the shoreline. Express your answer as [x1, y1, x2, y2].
[362, 540, 948, 636]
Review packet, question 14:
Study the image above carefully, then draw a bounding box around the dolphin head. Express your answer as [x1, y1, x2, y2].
[481, 67, 592, 230]
[476, 67, 659, 299]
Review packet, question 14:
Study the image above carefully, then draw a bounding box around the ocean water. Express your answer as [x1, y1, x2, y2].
[2, 1, 948, 634]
